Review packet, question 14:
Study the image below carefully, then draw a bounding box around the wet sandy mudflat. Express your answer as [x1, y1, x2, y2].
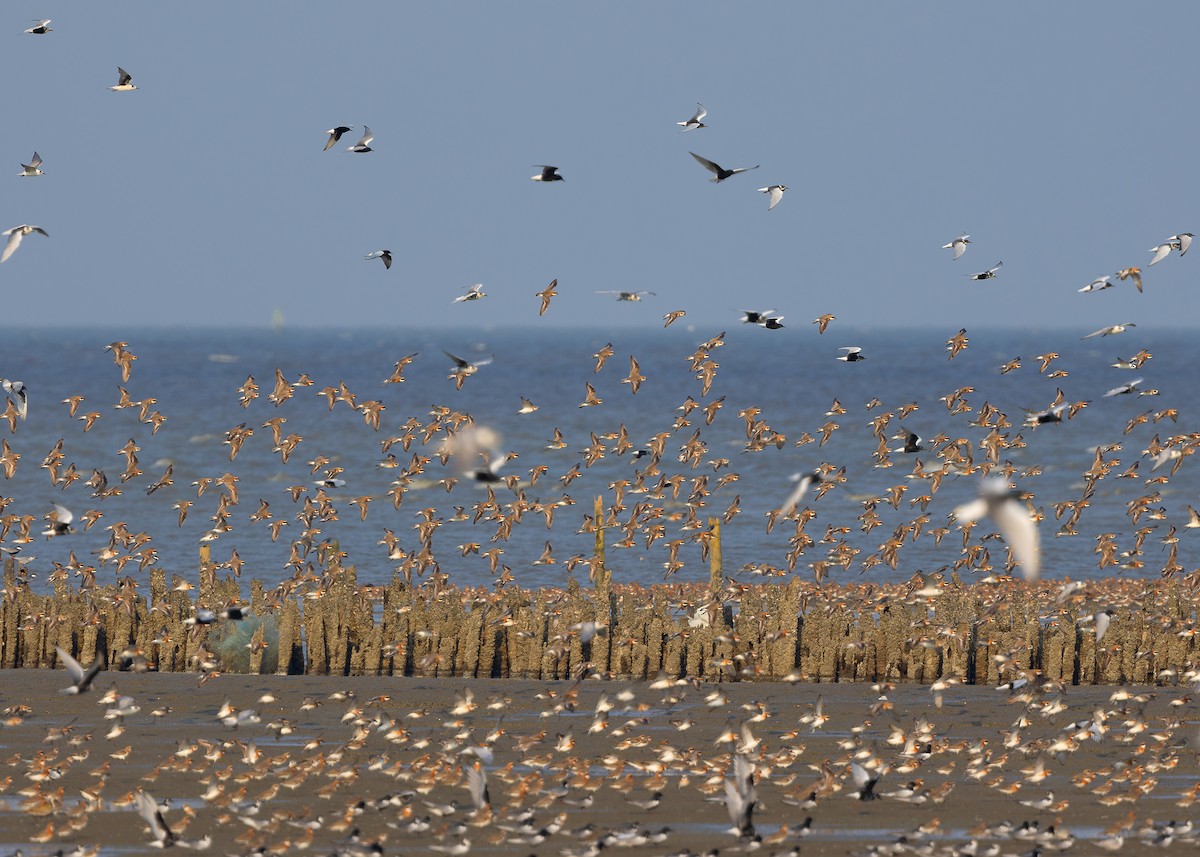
[0, 670, 1196, 856]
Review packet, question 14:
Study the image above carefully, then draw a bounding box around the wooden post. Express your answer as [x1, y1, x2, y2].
[707, 518, 723, 601]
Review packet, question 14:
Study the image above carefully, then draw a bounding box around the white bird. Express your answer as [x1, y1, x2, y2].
[1093, 609, 1115, 643]
[24, 19, 52, 34]
[1103, 377, 1143, 397]
[531, 165, 564, 182]
[779, 469, 823, 515]
[969, 261, 1003, 280]
[1082, 322, 1134, 339]
[347, 127, 374, 152]
[1, 225, 49, 263]
[849, 762, 882, 801]
[1079, 275, 1114, 293]
[1, 379, 27, 420]
[952, 476, 1040, 580]
[757, 185, 787, 210]
[1149, 233, 1192, 265]
[690, 152, 759, 182]
[444, 350, 493, 374]
[109, 67, 137, 91]
[134, 789, 178, 847]
[18, 152, 44, 177]
[942, 234, 970, 259]
[364, 250, 392, 269]
[677, 103, 707, 131]
[55, 646, 102, 694]
[453, 284, 487, 303]
[724, 753, 757, 839]
[43, 503, 75, 538]
[837, 346, 866, 362]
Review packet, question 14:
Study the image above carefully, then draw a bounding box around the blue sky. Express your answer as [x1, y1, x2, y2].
[3, 3, 1196, 330]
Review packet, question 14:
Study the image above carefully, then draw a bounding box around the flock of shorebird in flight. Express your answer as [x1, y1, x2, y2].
[5, 16, 1200, 597]
[8, 17, 1200, 857]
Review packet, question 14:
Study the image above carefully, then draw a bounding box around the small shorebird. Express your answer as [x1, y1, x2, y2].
[536, 278, 558, 316]
[837, 346, 866, 362]
[24, 19, 52, 34]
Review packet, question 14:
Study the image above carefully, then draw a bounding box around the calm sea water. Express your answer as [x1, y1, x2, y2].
[3, 325, 1196, 593]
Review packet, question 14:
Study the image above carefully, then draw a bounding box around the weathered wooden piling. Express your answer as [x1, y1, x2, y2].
[6, 550, 1199, 684]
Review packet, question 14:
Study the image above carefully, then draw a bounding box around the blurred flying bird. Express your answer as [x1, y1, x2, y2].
[1, 225, 48, 263]
[952, 476, 1041, 580]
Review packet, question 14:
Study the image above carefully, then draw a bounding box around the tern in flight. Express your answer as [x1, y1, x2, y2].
[1, 225, 48, 263]
[677, 103, 707, 131]
[690, 152, 759, 182]
[758, 184, 787, 210]
[109, 67, 137, 91]
[324, 125, 352, 151]
[531, 165, 564, 182]
[347, 127, 374, 152]
[942, 234, 970, 259]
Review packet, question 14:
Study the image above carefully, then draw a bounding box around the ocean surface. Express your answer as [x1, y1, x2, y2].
[2, 325, 1196, 594]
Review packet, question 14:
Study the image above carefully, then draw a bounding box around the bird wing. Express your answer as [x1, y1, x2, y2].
[1149, 243, 1172, 265]
[465, 764, 490, 810]
[689, 152, 723, 175]
[134, 790, 174, 844]
[56, 646, 85, 683]
[357, 127, 374, 147]
[0, 230, 23, 263]
[992, 495, 1041, 581]
[951, 497, 988, 526]
[443, 351, 469, 369]
[1178, 233, 1193, 255]
[779, 473, 814, 515]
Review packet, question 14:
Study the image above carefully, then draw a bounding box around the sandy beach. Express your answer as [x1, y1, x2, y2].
[0, 669, 1197, 856]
